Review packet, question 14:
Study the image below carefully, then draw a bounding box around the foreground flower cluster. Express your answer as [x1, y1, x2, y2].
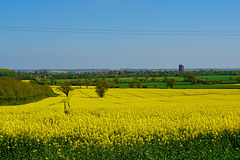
[0, 88, 240, 159]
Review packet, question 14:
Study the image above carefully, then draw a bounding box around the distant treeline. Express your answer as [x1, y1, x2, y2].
[0, 69, 16, 77]
[13, 69, 240, 80]
[1, 68, 240, 86]
[0, 77, 55, 106]
[44, 70, 240, 79]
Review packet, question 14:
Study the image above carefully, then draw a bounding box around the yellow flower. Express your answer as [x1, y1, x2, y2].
[1, 88, 240, 156]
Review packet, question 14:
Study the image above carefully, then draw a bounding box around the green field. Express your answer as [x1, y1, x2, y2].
[56, 77, 185, 83]
[195, 75, 238, 81]
[55, 75, 240, 89]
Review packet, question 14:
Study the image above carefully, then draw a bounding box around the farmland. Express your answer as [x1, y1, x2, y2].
[1, 88, 240, 159]
[56, 75, 240, 89]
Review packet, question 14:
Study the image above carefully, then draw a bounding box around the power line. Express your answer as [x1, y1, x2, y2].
[1, 26, 240, 32]
[1, 26, 240, 36]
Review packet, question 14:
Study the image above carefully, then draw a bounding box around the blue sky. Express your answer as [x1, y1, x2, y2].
[1, 0, 240, 69]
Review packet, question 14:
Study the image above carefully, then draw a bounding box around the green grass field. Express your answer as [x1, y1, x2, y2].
[55, 75, 240, 89]
[56, 77, 185, 83]
[196, 75, 239, 81]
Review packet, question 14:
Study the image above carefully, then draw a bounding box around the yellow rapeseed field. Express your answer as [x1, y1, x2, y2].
[1, 88, 240, 159]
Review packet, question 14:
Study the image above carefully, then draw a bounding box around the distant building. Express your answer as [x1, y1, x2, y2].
[179, 64, 184, 72]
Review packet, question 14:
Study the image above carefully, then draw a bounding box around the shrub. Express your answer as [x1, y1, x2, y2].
[0, 77, 55, 105]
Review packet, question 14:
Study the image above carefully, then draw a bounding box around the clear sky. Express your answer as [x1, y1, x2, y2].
[1, 0, 240, 69]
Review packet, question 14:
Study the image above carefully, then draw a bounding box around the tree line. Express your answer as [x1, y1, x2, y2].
[2, 69, 240, 88]
[58, 77, 176, 98]
[0, 69, 16, 77]
[2, 68, 240, 83]
[0, 77, 55, 105]
[11, 69, 240, 81]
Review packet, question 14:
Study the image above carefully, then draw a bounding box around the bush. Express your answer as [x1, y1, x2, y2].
[0, 77, 55, 105]
[128, 82, 135, 88]
[95, 80, 110, 98]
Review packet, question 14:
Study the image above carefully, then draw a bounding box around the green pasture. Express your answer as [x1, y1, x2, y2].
[196, 75, 239, 81]
[55, 75, 240, 89]
[56, 77, 185, 83]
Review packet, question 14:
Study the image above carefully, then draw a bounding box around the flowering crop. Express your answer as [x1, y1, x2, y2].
[0, 88, 240, 159]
